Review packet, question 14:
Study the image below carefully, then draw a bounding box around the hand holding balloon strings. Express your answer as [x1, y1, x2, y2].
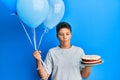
[21, 22, 47, 70]
[33, 28, 49, 74]
[3, 0, 65, 78]
[17, 0, 50, 75]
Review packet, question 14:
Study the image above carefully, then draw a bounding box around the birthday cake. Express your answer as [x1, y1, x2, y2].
[81, 55, 102, 64]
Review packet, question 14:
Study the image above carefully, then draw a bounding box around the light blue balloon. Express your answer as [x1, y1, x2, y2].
[17, 0, 49, 28]
[1, 0, 17, 13]
[44, 0, 65, 29]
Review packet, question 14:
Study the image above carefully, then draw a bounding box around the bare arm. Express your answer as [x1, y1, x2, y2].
[81, 66, 91, 79]
[33, 50, 50, 80]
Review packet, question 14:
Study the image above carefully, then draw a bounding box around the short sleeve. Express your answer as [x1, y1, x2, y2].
[79, 48, 85, 70]
[44, 50, 53, 75]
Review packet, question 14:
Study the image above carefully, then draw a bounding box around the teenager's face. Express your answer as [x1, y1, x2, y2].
[57, 28, 72, 44]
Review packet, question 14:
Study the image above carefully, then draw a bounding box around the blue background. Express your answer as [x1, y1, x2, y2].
[0, 0, 120, 80]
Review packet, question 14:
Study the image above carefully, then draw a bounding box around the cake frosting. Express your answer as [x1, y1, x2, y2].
[81, 55, 102, 64]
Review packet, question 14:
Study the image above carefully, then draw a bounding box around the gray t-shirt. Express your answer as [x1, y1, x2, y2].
[44, 45, 85, 80]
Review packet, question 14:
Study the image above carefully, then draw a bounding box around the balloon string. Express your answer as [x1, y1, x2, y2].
[37, 28, 48, 49]
[40, 58, 49, 80]
[40, 58, 48, 72]
[20, 21, 33, 47]
[33, 29, 37, 50]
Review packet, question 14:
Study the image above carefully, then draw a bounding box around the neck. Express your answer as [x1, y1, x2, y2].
[60, 44, 72, 49]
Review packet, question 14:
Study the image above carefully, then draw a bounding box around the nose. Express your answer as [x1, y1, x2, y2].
[63, 34, 67, 39]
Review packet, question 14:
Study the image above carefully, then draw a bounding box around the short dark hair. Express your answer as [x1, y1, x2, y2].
[56, 22, 72, 34]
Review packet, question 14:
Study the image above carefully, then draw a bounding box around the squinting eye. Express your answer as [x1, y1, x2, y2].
[66, 33, 70, 35]
[58, 34, 63, 36]
[66, 33, 71, 35]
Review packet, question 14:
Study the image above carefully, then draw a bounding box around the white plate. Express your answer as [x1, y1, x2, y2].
[80, 60, 104, 66]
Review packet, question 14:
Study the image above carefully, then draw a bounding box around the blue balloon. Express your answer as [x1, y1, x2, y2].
[1, 0, 17, 13]
[17, 0, 49, 28]
[44, 0, 65, 29]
